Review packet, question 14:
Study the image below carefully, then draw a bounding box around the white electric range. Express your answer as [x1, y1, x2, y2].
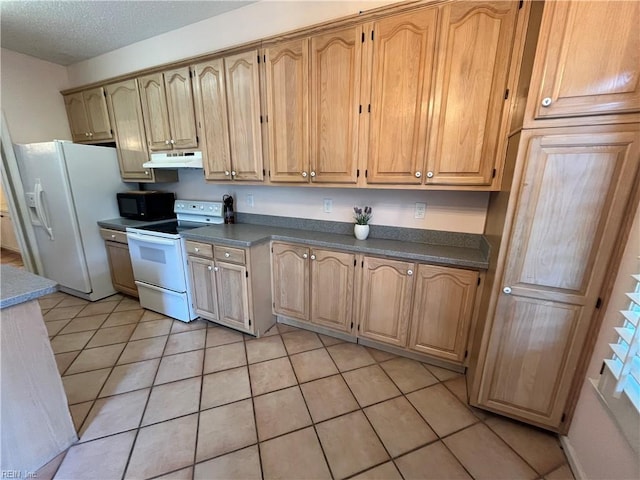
[126, 200, 223, 322]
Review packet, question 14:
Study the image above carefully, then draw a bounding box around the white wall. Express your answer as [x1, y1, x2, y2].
[67, 0, 489, 233]
[0, 49, 71, 143]
[564, 208, 640, 479]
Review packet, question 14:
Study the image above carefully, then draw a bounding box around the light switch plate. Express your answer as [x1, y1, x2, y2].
[414, 202, 426, 219]
[323, 198, 332, 213]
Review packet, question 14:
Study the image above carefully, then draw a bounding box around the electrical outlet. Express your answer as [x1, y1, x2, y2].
[247, 193, 254, 208]
[414, 202, 426, 219]
[323, 198, 332, 213]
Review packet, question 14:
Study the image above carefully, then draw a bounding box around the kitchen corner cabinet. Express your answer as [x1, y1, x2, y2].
[358, 257, 415, 346]
[525, 0, 640, 123]
[263, 38, 309, 183]
[186, 240, 273, 335]
[272, 242, 355, 333]
[99, 228, 137, 298]
[138, 68, 198, 151]
[472, 124, 640, 430]
[63, 88, 113, 143]
[105, 79, 177, 183]
[409, 265, 478, 362]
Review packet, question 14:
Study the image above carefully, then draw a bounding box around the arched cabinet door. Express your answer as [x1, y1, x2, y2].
[64, 93, 90, 142]
[83, 87, 113, 141]
[164, 66, 197, 149]
[138, 73, 171, 151]
[272, 242, 309, 321]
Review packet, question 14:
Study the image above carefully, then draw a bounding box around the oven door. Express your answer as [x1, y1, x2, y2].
[126, 230, 188, 292]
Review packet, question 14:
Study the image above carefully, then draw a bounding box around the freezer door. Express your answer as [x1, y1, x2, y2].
[15, 142, 92, 293]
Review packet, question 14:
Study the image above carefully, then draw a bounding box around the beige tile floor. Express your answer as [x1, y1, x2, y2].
[34, 291, 575, 480]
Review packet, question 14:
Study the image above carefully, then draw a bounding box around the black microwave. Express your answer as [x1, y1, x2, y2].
[117, 191, 176, 220]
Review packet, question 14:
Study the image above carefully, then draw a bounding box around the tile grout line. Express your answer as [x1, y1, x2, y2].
[241, 329, 265, 480]
[189, 323, 209, 480]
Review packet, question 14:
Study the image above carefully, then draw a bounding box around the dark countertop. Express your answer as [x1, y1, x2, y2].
[182, 224, 489, 270]
[97, 217, 176, 231]
[1, 265, 58, 309]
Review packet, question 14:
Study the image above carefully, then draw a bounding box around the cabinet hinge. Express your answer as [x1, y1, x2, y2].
[361, 32, 365, 43]
[257, 54, 260, 64]
[196, 135, 199, 143]
[110, 129, 114, 135]
[246, 271, 249, 278]
[464, 350, 468, 359]
[561, 413, 566, 423]
[359, 105, 362, 114]
[351, 322, 354, 329]
[504, 88, 510, 100]
[268, 170, 271, 178]
[266, 115, 268, 123]
[263, 169, 266, 176]
[273, 301, 275, 308]
[371, 30, 374, 41]
[260, 115, 263, 124]
[361, 260, 364, 267]
[365, 169, 368, 178]
[264, 54, 266, 63]
[271, 246, 273, 253]
[103, 90, 107, 97]
[492, 168, 497, 178]
[357, 169, 360, 177]
[596, 297, 603, 309]
[249, 319, 252, 326]
[477, 277, 481, 286]
[354, 259, 357, 267]
[368, 104, 371, 113]
[519, 0, 523, 9]
[600, 361, 606, 375]
[357, 324, 360, 331]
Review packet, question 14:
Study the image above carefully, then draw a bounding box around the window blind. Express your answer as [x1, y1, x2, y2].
[604, 272, 640, 412]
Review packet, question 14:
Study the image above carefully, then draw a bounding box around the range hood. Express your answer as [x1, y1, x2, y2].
[143, 151, 203, 169]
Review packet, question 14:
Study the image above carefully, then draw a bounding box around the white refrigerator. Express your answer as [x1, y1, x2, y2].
[14, 141, 131, 301]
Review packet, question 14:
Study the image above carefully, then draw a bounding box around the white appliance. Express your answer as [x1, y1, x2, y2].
[142, 151, 203, 169]
[126, 200, 223, 322]
[14, 141, 132, 300]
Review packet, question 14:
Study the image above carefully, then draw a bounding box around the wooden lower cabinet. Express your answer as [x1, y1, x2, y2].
[186, 240, 273, 336]
[100, 229, 137, 297]
[409, 265, 478, 362]
[272, 242, 355, 334]
[358, 257, 415, 347]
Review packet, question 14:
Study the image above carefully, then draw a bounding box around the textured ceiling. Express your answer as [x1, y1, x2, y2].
[0, 0, 255, 65]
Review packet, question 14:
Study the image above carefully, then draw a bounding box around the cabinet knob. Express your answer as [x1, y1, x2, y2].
[541, 97, 552, 107]
[302, 253, 308, 259]
[111, 234, 116, 239]
[224, 252, 230, 258]
[144, 170, 149, 175]
[214, 266, 219, 272]
[170, 139, 175, 145]
[310, 171, 316, 177]
[407, 269, 413, 276]
[165, 140, 170, 145]
[302, 171, 308, 178]
[85, 132, 90, 137]
[503, 286, 512, 294]
[415, 171, 421, 178]
[231, 171, 236, 176]
[207, 265, 212, 271]
[89, 132, 94, 137]
[225, 170, 230, 176]
[310, 254, 316, 260]
[194, 247, 199, 252]
[426, 171, 434, 178]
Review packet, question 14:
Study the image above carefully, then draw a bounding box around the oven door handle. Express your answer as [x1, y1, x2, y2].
[127, 232, 177, 246]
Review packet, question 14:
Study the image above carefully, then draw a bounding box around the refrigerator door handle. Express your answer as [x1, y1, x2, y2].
[34, 179, 55, 240]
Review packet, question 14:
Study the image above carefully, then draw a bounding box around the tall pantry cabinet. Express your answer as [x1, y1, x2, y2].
[469, 0, 640, 433]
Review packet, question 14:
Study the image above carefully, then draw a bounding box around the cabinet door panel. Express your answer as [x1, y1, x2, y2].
[105, 241, 138, 298]
[188, 256, 219, 320]
[310, 249, 354, 332]
[272, 243, 309, 321]
[477, 125, 640, 428]
[265, 39, 309, 183]
[428, 1, 518, 185]
[216, 261, 251, 332]
[64, 93, 90, 142]
[310, 26, 362, 184]
[528, 1, 640, 120]
[83, 87, 113, 141]
[106, 79, 152, 181]
[359, 257, 414, 346]
[164, 67, 198, 149]
[138, 73, 172, 151]
[409, 265, 477, 363]
[366, 9, 437, 184]
[193, 59, 232, 181]
[225, 51, 264, 181]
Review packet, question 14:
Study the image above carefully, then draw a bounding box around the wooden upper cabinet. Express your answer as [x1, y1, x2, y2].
[272, 243, 309, 321]
[139, 69, 197, 151]
[526, 1, 640, 122]
[105, 79, 153, 182]
[192, 59, 232, 180]
[409, 265, 478, 363]
[310, 25, 362, 184]
[310, 249, 355, 333]
[64, 93, 91, 142]
[164, 67, 198, 149]
[476, 124, 640, 428]
[427, 1, 518, 186]
[82, 87, 113, 141]
[138, 73, 172, 151]
[365, 9, 437, 184]
[64, 89, 113, 143]
[358, 257, 415, 347]
[264, 39, 309, 183]
[225, 50, 264, 181]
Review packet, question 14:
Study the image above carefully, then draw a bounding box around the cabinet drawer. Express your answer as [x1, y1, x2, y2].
[99, 228, 128, 244]
[214, 245, 246, 264]
[185, 240, 213, 258]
